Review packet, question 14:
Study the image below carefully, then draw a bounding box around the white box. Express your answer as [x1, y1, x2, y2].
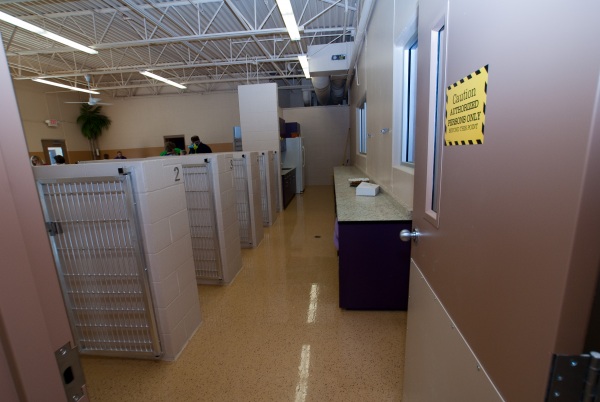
[356, 182, 380, 196]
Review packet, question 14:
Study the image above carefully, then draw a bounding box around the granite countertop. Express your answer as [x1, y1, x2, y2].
[281, 167, 295, 176]
[334, 166, 412, 222]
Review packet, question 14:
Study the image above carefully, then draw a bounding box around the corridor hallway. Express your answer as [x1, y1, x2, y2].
[82, 186, 407, 401]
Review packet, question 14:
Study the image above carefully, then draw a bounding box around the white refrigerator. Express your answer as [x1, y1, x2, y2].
[283, 137, 305, 193]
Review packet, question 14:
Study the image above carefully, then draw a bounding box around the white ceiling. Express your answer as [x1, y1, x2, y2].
[0, 0, 364, 99]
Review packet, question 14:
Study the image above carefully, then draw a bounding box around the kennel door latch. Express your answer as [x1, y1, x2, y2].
[46, 221, 63, 236]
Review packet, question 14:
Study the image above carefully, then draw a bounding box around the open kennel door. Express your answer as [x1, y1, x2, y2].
[36, 173, 162, 358]
[182, 162, 223, 281]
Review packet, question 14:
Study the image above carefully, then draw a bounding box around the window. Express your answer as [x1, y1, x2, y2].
[358, 98, 367, 154]
[392, 15, 417, 168]
[424, 17, 447, 226]
[402, 38, 418, 165]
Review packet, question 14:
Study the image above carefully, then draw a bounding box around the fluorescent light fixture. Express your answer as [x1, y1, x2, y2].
[276, 0, 301, 41]
[32, 78, 100, 94]
[298, 55, 310, 78]
[0, 10, 98, 54]
[140, 71, 187, 89]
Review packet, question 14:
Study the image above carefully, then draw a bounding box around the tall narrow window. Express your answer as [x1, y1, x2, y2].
[425, 19, 447, 226]
[431, 25, 446, 213]
[358, 98, 367, 154]
[402, 39, 418, 165]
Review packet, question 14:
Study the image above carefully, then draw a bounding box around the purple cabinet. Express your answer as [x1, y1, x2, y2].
[338, 220, 411, 310]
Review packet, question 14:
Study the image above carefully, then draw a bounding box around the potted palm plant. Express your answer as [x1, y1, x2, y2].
[76, 104, 111, 160]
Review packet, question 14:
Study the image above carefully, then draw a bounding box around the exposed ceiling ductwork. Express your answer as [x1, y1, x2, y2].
[310, 76, 346, 106]
[304, 0, 375, 106]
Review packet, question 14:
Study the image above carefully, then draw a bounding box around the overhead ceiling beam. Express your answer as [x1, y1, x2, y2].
[223, 0, 255, 31]
[0, 0, 221, 5]
[302, 0, 342, 27]
[222, 0, 288, 82]
[319, 0, 356, 11]
[83, 73, 307, 91]
[117, 0, 204, 62]
[12, 55, 302, 79]
[5, 27, 352, 56]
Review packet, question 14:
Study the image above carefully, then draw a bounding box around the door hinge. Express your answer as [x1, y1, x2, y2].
[546, 351, 600, 401]
[46, 221, 63, 236]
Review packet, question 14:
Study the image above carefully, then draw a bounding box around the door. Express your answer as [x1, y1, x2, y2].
[403, 1, 600, 401]
[233, 155, 253, 247]
[164, 135, 186, 152]
[37, 175, 162, 359]
[42, 139, 69, 164]
[0, 36, 85, 401]
[182, 163, 224, 280]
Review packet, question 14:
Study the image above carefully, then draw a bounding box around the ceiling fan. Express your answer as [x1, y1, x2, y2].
[65, 74, 111, 105]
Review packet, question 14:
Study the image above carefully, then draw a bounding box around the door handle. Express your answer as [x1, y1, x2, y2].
[400, 228, 420, 244]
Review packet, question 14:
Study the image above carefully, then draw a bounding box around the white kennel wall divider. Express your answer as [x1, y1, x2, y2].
[232, 152, 264, 248]
[34, 160, 202, 361]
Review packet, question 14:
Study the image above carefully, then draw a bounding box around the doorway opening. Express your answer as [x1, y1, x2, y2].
[164, 135, 185, 152]
[42, 139, 69, 165]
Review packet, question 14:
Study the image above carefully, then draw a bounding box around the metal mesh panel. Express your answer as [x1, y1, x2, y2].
[37, 176, 161, 358]
[233, 157, 252, 247]
[182, 164, 223, 280]
[258, 153, 270, 225]
[269, 153, 278, 216]
[273, 152, 282, 212]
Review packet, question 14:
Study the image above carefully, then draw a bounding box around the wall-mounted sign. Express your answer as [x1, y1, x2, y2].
[445, 65, 488, 146]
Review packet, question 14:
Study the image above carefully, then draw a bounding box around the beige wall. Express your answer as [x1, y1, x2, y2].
[14, 80, 240, 160]
[14, 80, 88, 154]
[350, 0, 418, 210]
[103, 91, 240, 149]
[283, 106, 349, 186]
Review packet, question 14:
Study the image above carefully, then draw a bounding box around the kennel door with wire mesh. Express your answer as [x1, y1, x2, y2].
[36, 175, 161, 359]
[258, 153, 270, 226]
[273, 151, 282, 213]
[233, 156, 253, 247]
[182, 163, 223, 281]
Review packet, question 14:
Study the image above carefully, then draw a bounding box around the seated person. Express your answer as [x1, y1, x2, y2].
[30, 155, 44, 166]
[188, 135, 212, 154]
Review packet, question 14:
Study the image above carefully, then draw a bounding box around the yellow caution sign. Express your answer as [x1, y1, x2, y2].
[445, 65, 488, 146]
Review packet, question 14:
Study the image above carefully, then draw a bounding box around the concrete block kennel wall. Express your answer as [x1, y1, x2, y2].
[33, 158, 202, 361]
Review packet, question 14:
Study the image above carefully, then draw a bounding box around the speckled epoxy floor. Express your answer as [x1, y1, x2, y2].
[81, 186, 406, 401]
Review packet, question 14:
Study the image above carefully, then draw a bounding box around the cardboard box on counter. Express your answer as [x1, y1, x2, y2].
[356, 182, 380, 196]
